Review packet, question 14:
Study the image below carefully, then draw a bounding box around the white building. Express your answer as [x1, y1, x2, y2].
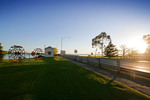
[45, 46, 54, 57]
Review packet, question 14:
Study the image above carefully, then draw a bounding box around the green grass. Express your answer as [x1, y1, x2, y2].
[0, 56, 150, 100]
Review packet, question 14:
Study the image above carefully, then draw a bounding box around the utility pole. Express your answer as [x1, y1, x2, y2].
[61, 37, 71, 54]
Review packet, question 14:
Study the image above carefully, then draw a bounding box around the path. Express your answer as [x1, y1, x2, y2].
[69, 60, 150, 96]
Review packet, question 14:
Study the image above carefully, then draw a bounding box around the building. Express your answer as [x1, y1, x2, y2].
[45, 46, 54, 57]
[61, 50, 66, 55]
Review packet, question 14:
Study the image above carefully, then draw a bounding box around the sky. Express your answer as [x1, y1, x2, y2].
[0, 0, 150, 54]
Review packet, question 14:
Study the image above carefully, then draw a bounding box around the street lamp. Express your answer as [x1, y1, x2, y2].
[61, 37, 71, 54]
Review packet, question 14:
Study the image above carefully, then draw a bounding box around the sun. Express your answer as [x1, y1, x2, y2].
[135, 40, 147, 53]
[126, 36, 147, 53]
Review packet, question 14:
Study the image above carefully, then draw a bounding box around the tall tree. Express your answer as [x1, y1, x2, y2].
[143, 34, 150, 43]
[92, 32, 111, 56]
[143, 34, 150, 54]
[104, 41, 118, 57]
[0, 43, 2, 50]
[0, 43, 3, 55]
[74, 49, 78, 54]
[120, 44, 127, 56]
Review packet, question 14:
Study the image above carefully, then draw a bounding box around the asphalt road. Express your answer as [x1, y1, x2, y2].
[97, 58, 150, 74]
[120, 60, 150, 74]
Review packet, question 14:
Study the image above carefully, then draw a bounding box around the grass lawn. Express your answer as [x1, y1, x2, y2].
[0, 56, 150, 100]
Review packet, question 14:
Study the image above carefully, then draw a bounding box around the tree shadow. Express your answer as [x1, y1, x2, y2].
[106, 71, 120, 85]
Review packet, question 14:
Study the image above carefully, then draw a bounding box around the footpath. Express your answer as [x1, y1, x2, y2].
[69, 60, 150, 96]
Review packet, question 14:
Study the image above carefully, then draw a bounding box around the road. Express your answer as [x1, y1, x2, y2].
[87, 58, 150, 74]
[120, 60, 150, 74]
[65, 55, 150, 74]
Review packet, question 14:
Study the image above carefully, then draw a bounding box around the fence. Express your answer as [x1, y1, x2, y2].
[86, 55, 150, 60]
[64, 55, 121, 72]
[64, 54, 150, 75]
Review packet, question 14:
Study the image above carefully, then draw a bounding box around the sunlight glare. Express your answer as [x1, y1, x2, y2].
[126, 36, 147, 53]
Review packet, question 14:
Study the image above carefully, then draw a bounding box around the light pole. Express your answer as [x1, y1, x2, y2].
[61, 37, 71, 54]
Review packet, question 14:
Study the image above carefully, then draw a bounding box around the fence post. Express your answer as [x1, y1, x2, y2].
[87, 56, 88, 63]
[98, 58, 101, 66]
[80, 57, 82, 62]
[117, 60, 120, 72]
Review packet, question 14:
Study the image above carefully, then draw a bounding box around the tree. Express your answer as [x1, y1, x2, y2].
[104, 41, 118, 57]
[92, 32, 111, 56]
[143, 34, 150, 44]
[120, 44, 127, 56]
[53, 48, 58, 55]
[143, 34, 150, 54]
[74, 49, 78, 54]
[126, 48, 139, 56]
[0, 43, 2, 50]
[0, 43, 3, 55]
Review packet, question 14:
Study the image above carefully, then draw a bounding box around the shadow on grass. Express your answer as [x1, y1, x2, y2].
[106, 71, 120, 85]
[0, 56, 149, 100]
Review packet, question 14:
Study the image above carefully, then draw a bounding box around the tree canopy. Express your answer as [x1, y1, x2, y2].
[53, 48, 58, 55]
[126, 48, 139, 56]
[143, 34, 150, 54]
[120, 44, 127, 56]
[74, 49, 78, 54]
[143, 34, 150, 44]
[104, 41, 118, 57]
[0, 43, 3, 55]
[92, 32, 111, 56]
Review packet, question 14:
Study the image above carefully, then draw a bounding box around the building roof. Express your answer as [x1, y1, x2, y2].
[45, 46, 53, 50]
